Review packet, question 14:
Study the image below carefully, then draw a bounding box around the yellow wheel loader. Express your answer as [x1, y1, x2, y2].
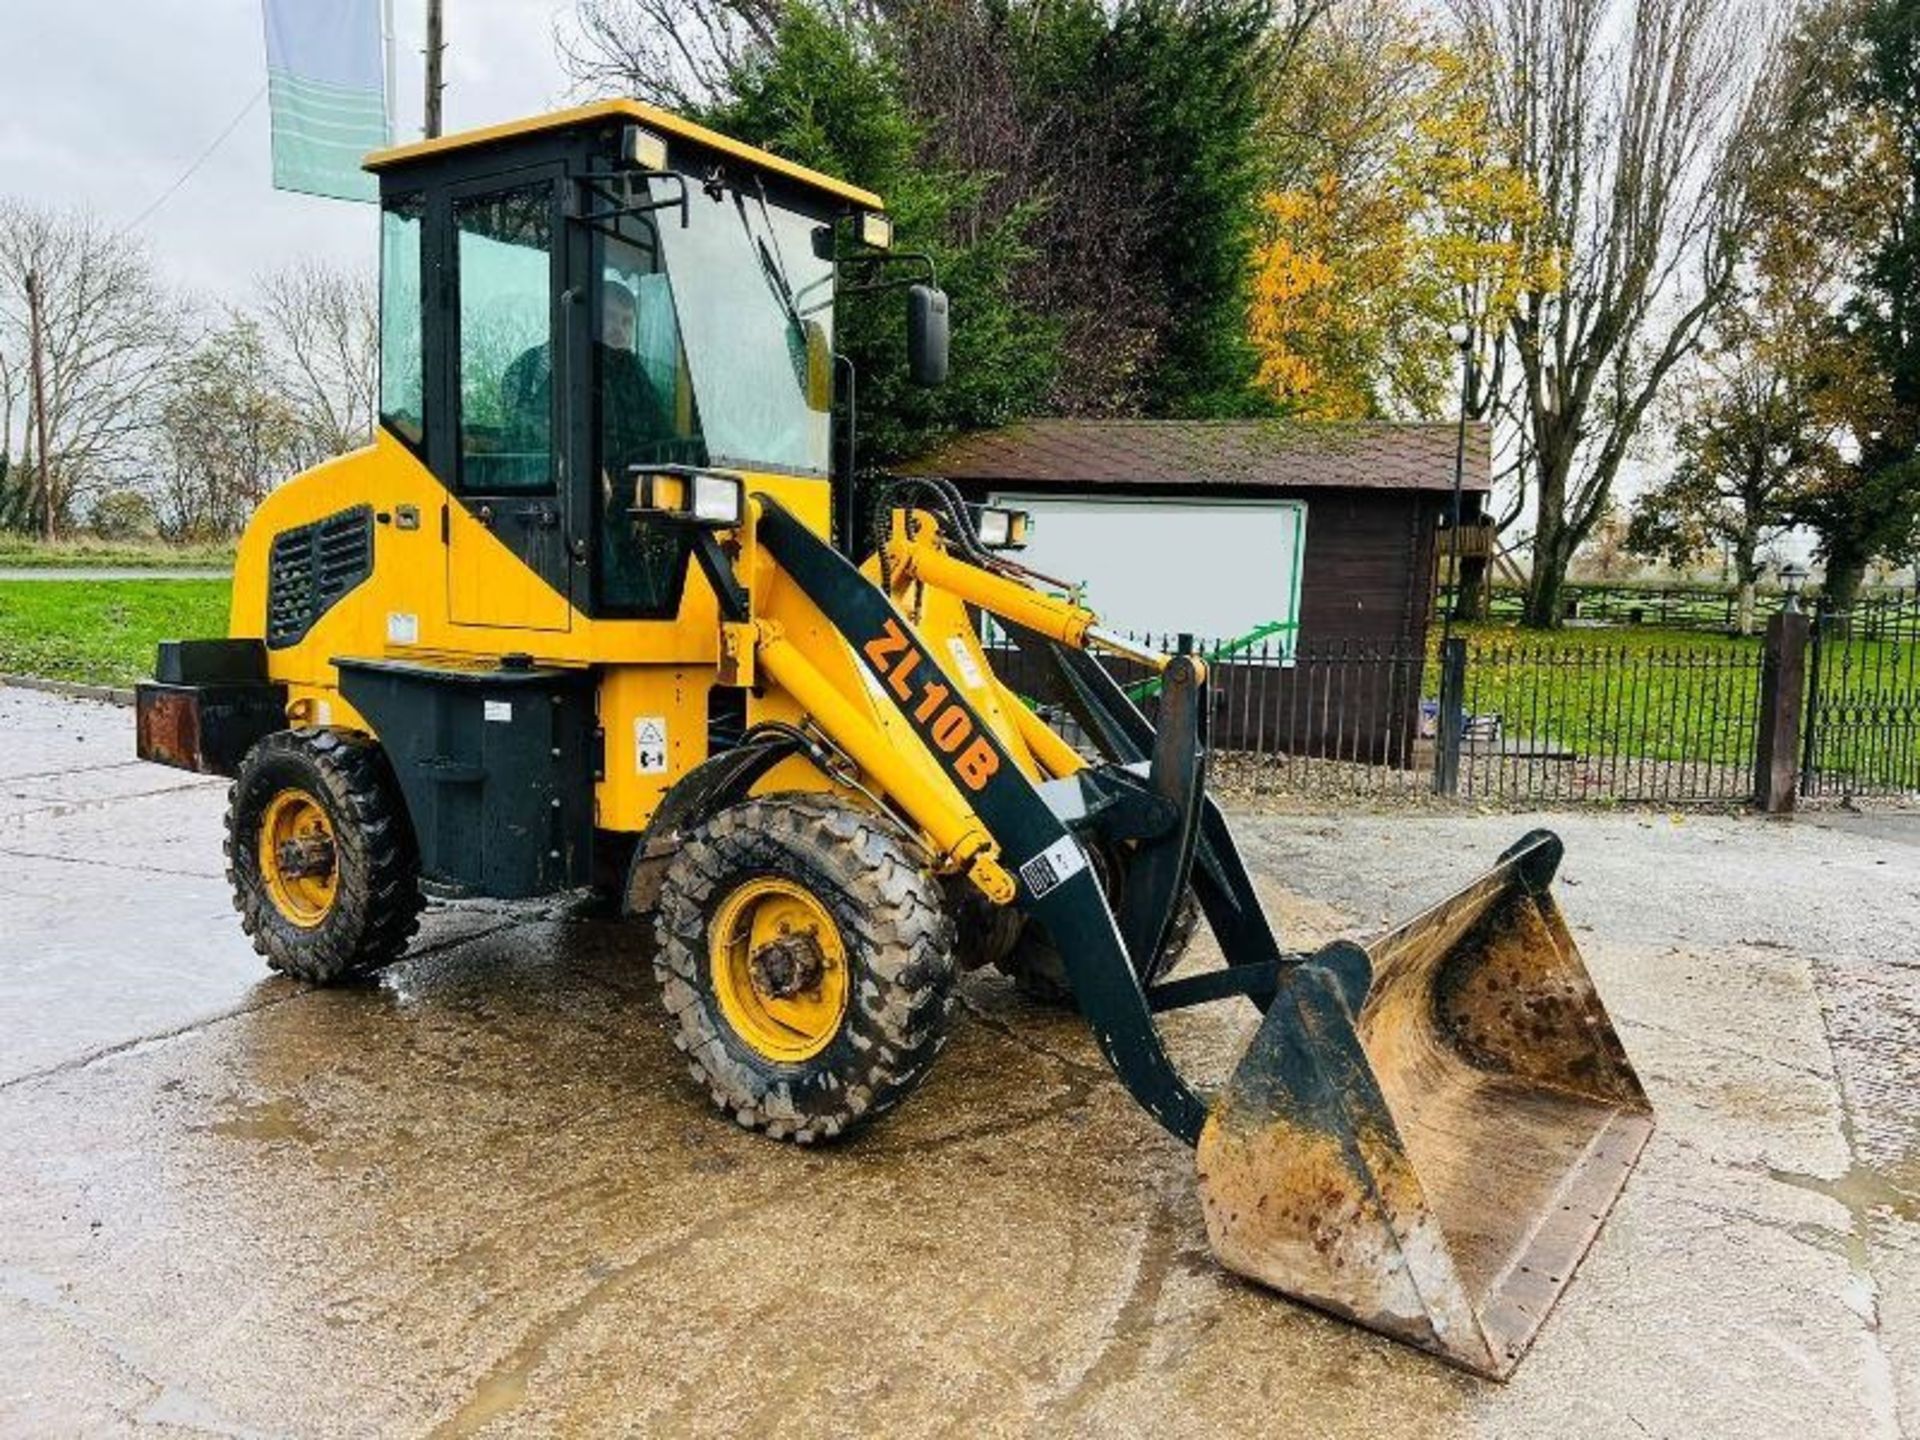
[134, 101, 1651, 1378]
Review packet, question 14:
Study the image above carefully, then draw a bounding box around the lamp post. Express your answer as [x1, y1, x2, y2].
[1441, 323, 1475, 647]
[1434, 323, 1475, 796]
[1779, 563, 1807, 616]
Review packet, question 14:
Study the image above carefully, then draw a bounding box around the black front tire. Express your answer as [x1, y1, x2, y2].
[652, 793, 957, 1143]
[227, 727, 423, 984]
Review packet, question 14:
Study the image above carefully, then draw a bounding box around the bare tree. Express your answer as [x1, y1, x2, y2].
[561, 0, 783, 106]
[0, 200, 186, 536]
[255, 260, 379, 463]
[0, 329, 18, 479]
[1449, 0, 1803, 626]
[155, 316, 306, 539]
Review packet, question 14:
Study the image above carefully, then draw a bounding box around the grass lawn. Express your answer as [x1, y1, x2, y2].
[0, 536, 235, 570]
[0, 579, 231, 687]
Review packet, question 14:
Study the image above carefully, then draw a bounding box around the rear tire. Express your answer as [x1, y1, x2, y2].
[653, 793, 957, 1143]
[226, 728, 423, 984]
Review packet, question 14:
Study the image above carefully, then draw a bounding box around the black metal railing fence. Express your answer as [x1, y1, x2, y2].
[984, 628, 1768, 805]
[1450, 640, 1764, 804]
[1454, 583, 1920, 638]
[1802, 597, 1920, 799]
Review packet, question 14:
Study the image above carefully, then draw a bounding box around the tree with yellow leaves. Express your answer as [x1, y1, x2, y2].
[1248, 4, 1555, 423]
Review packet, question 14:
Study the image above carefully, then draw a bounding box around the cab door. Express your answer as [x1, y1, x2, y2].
[443, 171, 574, 632]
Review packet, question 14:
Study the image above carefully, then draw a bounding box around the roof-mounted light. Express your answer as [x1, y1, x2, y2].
[857, 211, 894, 250]
[621, 124, 670, 173]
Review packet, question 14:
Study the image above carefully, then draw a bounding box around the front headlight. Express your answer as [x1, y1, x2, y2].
[691, 472, 744, 526]
[632, 467, 744, 529]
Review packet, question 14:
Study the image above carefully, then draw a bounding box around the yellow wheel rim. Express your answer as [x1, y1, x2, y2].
[709, 878, 850, 1064]
[258, 788, 339, 928]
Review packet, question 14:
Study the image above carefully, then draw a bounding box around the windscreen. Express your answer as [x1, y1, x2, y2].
[650, 175, 834, 475]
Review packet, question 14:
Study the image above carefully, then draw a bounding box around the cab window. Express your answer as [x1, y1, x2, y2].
[594, 218, 707, 614]
[378, 193, 425, 446]
[455, 184, 555, 493]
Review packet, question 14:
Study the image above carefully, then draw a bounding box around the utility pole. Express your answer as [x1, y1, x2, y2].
[24, 269, 53, 542]
[424, 0, 445, 139]
[381, 0, 399, 144]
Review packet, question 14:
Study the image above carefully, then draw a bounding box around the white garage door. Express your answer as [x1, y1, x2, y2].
[988, 493, 1307, 660]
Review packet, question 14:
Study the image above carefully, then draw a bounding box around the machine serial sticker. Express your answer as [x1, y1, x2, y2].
[483, 700, 513, 723]
[946, 636, 986, 691]
[1019, 836, 1087, 899]
[386, 611, 419, 645]
[635, 716, 669, 774]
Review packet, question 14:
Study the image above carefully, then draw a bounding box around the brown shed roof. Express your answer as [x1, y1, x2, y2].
[900, 419, 1490, 493]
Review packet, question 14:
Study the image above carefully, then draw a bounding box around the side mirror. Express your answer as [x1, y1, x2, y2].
[907, 284, 949, 387]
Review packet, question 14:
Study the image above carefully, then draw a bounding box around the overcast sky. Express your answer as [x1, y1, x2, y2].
[1, 0, 577, 300]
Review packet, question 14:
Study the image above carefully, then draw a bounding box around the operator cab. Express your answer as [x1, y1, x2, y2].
[365, 101, 912, 628]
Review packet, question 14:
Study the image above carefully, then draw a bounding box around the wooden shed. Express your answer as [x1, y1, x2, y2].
[901, 418, 1492, 761]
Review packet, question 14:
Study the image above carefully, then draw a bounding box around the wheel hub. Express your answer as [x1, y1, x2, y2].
[258, 788, 339, 928]
[749, 931, 828, 999]
[710, 879, 850, 1063]
[275, 833, 337, 880]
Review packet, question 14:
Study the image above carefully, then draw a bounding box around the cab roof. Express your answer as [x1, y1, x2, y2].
[364, 98, 885, 211]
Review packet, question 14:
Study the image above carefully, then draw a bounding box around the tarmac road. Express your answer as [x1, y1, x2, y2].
[1, 683, 1916, 1439]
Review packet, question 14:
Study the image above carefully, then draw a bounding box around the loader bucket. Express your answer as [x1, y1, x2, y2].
[1196, 831, 1651, 1379]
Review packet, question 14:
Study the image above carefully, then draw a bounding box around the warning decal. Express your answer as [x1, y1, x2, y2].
[946, 636, 986, 690]
[635, 716, 669, 774]
[1018, 836, 1088, 899]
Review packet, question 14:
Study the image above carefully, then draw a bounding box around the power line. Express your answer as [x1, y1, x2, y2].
[117, 83, 269, 238]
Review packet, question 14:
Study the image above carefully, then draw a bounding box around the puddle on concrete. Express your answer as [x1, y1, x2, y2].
[202, 1096, 319, 1146]
[1770, 1159, 1920, 1225]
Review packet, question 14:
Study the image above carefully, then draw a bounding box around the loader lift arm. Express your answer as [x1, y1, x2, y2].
[757, 496, 1218, 1140]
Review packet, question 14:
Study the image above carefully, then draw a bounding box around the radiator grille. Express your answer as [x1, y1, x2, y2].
[265, 505, 374, 649]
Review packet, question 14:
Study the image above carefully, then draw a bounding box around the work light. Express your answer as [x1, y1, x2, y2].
[858, 211, 894, 250]
[971, 505, 1030, 550]
[622, 125, 669, 173]
[691, 472, 744, 526]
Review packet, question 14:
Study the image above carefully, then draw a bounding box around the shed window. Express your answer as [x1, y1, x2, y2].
[987, 494, 1307, 661]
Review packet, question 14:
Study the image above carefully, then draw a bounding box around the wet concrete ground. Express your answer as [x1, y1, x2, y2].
[2, 684, 1916, 1438]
